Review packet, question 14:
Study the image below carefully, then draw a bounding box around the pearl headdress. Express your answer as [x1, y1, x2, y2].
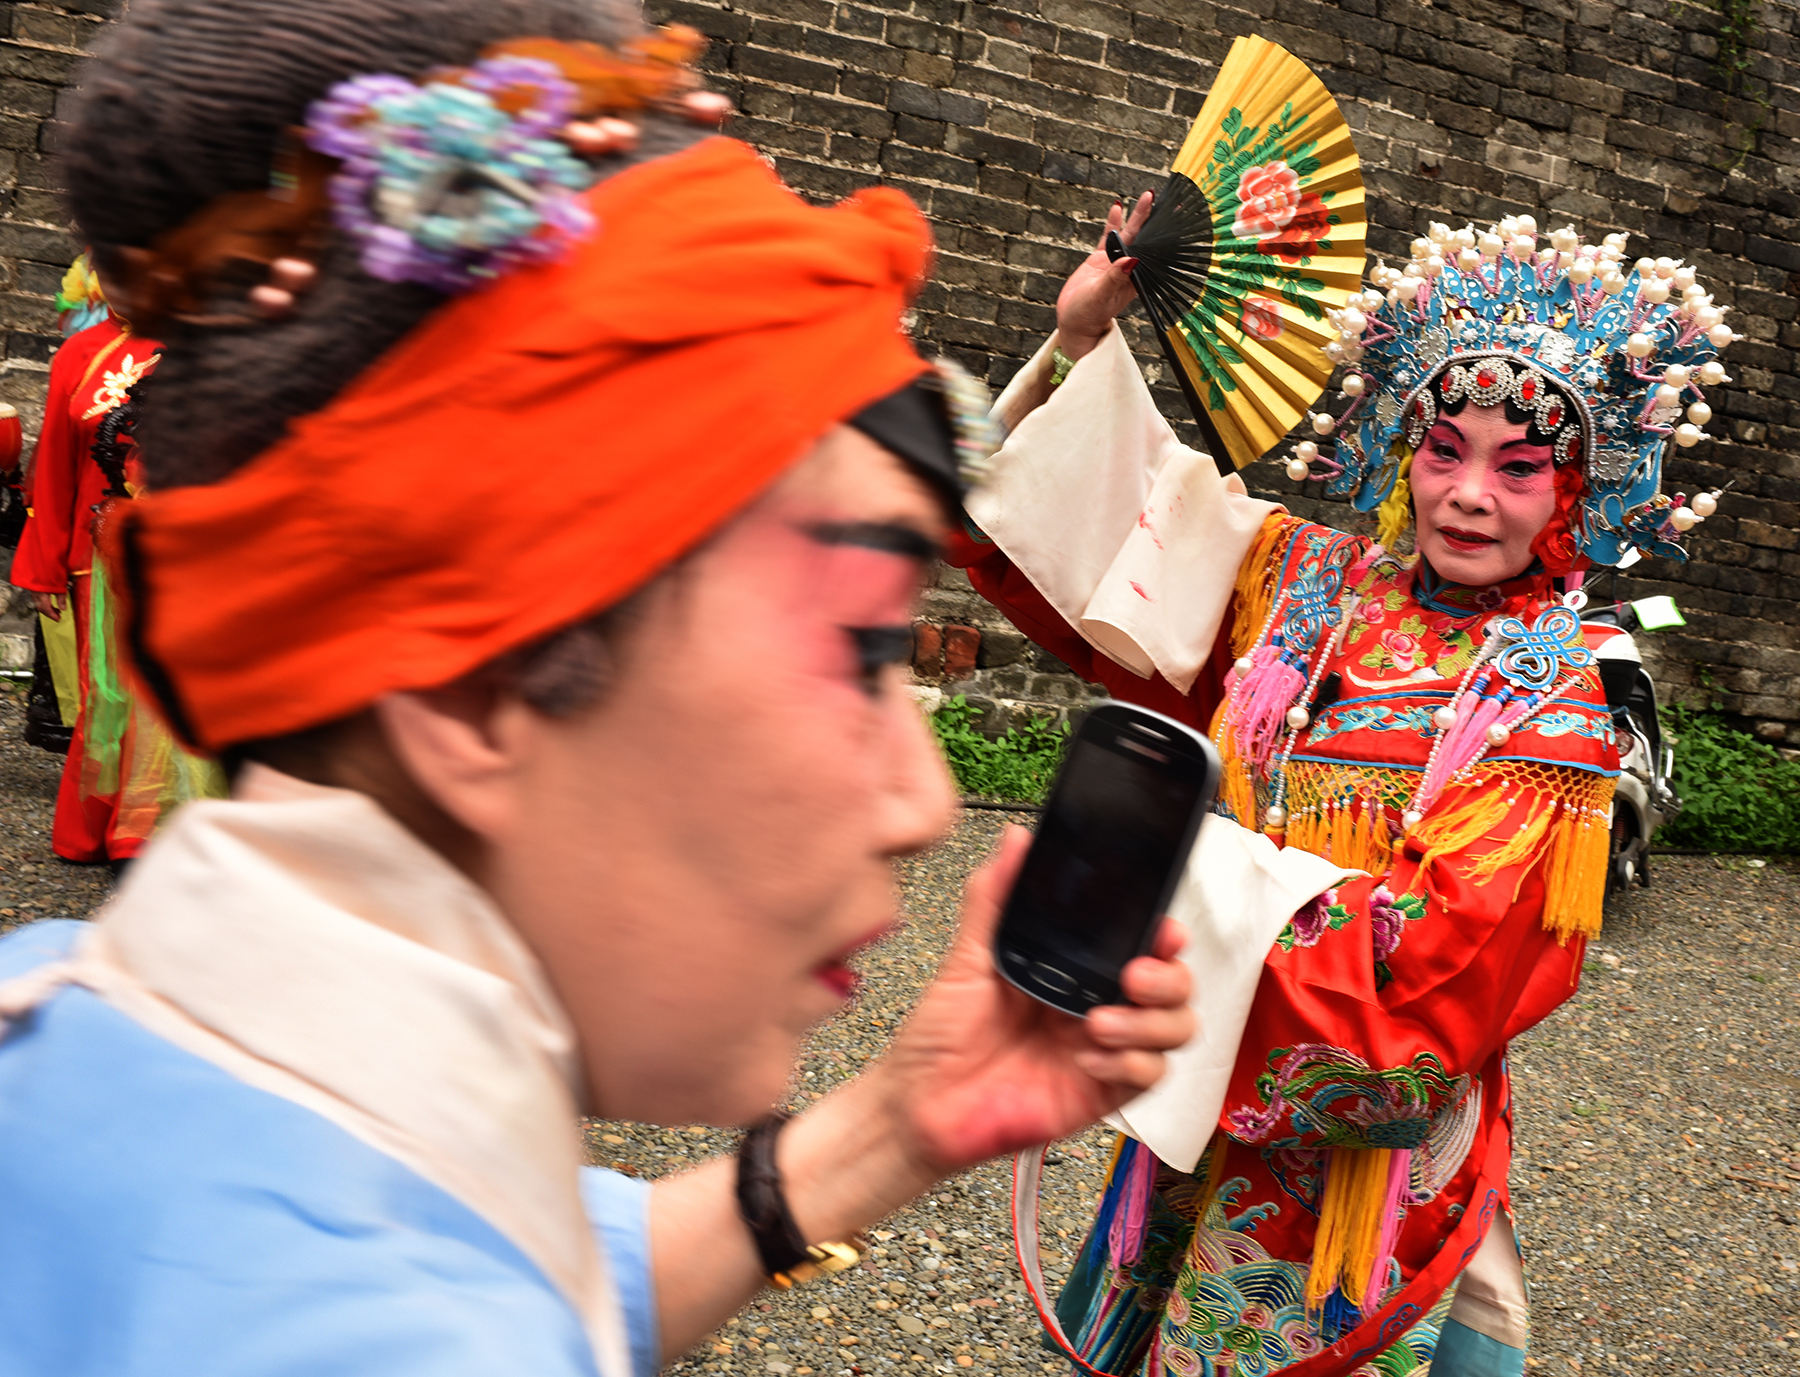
[1290, 215, 1735, 566]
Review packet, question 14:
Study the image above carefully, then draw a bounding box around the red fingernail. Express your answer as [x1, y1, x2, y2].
[1120, 257, 1139, 271]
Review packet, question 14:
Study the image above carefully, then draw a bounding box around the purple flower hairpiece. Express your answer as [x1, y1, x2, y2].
[305, 56, 601, 294]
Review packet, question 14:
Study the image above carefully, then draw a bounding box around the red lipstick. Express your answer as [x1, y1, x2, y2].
[815, 962, 863, 1000]
[813, 922, 896, 1001]
[1439, 526, 1498, 550]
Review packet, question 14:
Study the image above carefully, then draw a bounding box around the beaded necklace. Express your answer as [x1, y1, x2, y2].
[1261, 592, 1359, 836]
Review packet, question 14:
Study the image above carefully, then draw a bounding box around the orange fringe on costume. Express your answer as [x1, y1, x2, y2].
[1305, 1145, 1396, 1312]
[1408, 761, 1612, 944]
[1228, 513, 1301, 662]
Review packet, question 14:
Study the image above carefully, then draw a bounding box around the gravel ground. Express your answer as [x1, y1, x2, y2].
[0, 681, 114, 935]
[1508, 855, 1800, 1372]
[597, 823, 1800, 1377]
[0, 676, 1791, 1374]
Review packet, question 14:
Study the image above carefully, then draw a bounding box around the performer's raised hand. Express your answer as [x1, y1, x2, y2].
[1056, 190, 1155, 359]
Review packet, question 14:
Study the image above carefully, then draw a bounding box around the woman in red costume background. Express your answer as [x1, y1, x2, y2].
[10, 266, 222, 866]
[955, 198, 1732, 1375]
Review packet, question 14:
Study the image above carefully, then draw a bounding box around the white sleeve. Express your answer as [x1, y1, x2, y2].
[1106, 816, 1360, 1173]
[966, 327, 1277, 693]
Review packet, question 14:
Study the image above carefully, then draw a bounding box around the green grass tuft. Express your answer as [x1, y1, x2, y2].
[1660, 706, 1800, 855]
[929, 695, 1069, 804]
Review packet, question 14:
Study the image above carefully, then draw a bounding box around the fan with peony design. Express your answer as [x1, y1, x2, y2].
[1106, 35, 1367, 476]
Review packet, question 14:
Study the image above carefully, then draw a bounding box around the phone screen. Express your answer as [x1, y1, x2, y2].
[1003, 730, 1208, 975]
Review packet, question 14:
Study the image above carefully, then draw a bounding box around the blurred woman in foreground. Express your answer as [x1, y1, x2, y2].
[0, 4, 1191, 1373]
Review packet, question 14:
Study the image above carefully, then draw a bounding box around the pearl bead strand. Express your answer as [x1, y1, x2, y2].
[1402, 642, 1499, 830]
[1265, 594, 1359, 833]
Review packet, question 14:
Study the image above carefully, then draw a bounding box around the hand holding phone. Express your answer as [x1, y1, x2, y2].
[993, 703, 1219, 1017]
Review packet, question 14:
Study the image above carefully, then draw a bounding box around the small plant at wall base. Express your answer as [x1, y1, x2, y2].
[1660, 706, 1800, 854]
[930, 696, 1069, 804]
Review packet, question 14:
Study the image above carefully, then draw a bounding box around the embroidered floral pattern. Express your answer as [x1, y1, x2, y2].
[1276, 888, 1348, 951]
[1369, 887, 1426, 962]
[81, 352, 157, 421]
[1369, 887, 1427, 990]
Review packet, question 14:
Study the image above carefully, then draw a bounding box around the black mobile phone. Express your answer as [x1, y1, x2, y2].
[993, 703, 1219, 1017]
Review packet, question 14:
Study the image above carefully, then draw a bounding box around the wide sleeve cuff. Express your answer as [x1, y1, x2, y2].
[1106, 816, 1361, 1172]
[965, 327, 1276, 693]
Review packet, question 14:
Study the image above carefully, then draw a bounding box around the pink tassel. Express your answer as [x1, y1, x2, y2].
[1233, 647, 1306, 770]
[1227, 642, 1279, 713]
[1420, 686, 1502, 809]
[1107, 1140, 1158, 1269]
[1362, 1148, 1413, 1317]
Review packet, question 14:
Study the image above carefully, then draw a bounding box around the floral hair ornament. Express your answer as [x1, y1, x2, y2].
[1284, 214, 1735, 569]
[96, 27, 725, 332]
[306, 27, 721, 294]
[307, 57, 601, 292]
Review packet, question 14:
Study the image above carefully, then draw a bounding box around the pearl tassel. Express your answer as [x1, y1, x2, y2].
[1404, 646, 1495, 831]
[1402, 669, 1581, 830]
[1265, 595, 1359, 834]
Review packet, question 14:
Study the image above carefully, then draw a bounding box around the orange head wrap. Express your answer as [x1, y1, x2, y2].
[114, 138, 933, 751]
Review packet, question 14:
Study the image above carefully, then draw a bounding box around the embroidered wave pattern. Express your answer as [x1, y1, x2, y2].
[1228, 1045, 1469, 1151]
[1153, 1223, 1455, 1377]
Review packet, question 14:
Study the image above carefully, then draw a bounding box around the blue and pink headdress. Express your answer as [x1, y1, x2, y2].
[1288, 215, 1735, 570]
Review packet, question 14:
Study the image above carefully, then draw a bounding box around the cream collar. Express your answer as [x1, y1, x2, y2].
[62, 766, 629, 1377]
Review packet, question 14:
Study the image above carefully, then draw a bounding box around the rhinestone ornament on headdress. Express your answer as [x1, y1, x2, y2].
[1283, 216, 1735, 566]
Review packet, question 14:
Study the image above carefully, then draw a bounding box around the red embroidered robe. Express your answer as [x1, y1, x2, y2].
[951, 510, 1617, 1375]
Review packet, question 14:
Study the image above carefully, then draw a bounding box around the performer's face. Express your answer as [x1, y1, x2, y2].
[402, 427, 957, 1124]
[1409, 402, 1558, 584]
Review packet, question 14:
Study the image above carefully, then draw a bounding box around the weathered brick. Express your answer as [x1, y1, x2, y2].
[878, 142, 978, 188]
[911, 622, 944, 677]
[887, 79, 988, 127]
[945, 125, 1043, 173]
[0, 221, 74, 264]
[1030, 53, 1127, 98]
[729, 46, 841, 93]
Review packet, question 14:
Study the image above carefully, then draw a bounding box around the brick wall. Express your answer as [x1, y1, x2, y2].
[639, 0, 1800, 741]
[0, 2, 102, 435]
[2, 0, 1798, 738]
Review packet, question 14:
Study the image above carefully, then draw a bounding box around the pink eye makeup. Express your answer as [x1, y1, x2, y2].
[801, 521, 941, 695]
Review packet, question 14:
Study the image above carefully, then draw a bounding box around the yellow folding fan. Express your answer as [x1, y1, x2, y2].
[1107, 36, 1367, 475]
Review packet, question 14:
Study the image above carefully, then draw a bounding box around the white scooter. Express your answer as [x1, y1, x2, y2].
[1581, 593, 1683, 898]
